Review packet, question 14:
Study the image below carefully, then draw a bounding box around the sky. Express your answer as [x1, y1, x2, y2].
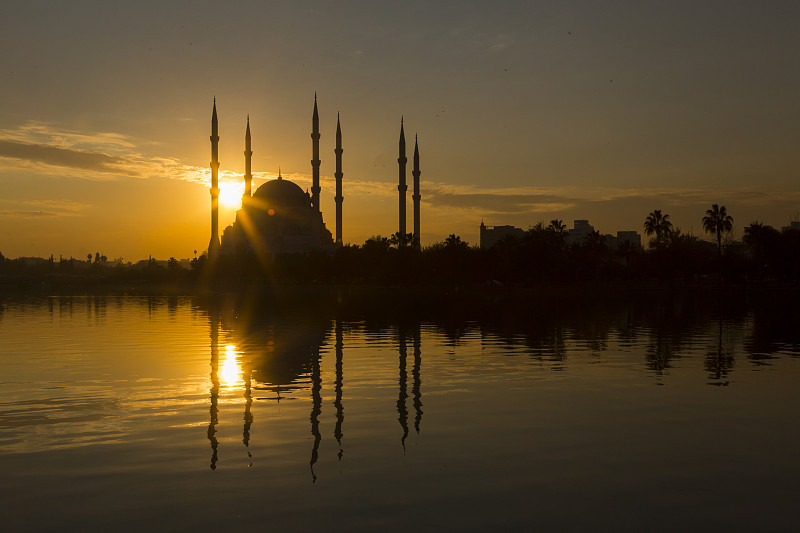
[1, 0, 798, 260]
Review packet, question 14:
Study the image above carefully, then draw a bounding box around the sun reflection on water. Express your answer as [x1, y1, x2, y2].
[219, 344, 242, 387]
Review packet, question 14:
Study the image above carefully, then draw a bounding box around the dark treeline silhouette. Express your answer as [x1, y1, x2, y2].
[3, 206, 800, 293]
[208, 219, 800, 288]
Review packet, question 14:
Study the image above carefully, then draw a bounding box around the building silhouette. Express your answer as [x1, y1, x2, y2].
[217, 97, 334, 256]
[207, 98, 421, 255]
[208, 99, 221, 260]
[566, 219, 595, 246]
[479, 222, 524, 249]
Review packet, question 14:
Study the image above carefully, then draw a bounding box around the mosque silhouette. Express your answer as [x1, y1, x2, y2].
[205, 96, 422, 258]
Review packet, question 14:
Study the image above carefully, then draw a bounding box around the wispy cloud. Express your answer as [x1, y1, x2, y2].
[0, 121, 207, 184]
[0, 199, 88, 218]
[425, 184, 576, 213]
[0, 139, 133, 175]
[3, 122, 797, 222]
[420, 183, 800, 216]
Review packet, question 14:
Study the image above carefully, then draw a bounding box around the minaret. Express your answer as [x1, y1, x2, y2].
[412, 134, 421, 249]
[208, 98, 221, 259]
[334, 113, 344, 245]
[311, 93, 321, 212]
[243, 115, 252, 201]
[398, 117, 407, 237]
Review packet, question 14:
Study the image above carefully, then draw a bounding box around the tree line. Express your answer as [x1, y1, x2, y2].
[2, 203, 799, 291]
[208, 203, 800, 286]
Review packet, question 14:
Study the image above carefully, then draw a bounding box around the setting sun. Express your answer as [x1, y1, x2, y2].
[219, 181, 244, 209]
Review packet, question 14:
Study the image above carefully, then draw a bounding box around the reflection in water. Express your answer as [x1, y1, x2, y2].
[397, 331, 409, 451]
[190, 290, 800, 479]
[7, 291, 800, 533]
[243, 363, 253, 467]
[334, 319, 344, 461]
[706, 319, 735, 386]
[208, 311, 220, 471]
[220, 344, 242, 387]
[309, 348, 322, 483]
[412, 322, 423, 434]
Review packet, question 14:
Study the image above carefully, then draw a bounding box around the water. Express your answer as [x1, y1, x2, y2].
[1, 293, 799, 531]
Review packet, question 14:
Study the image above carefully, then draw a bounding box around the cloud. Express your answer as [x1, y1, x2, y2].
[413, 183, 800, 220]
[0, 121, 135, 151]
[0, 199, 88, 218]
[0, 121, 207, 184]
[426, 186, 574, 213]
[587, 187, 800, 207]
[0, 139, 133, 175]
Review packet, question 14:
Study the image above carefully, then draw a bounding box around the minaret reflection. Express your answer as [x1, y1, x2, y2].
[412, 322, 423, 434]
[309, 348, 322, 483]
[334, 319, 344, 461]
[207, 307, 220, 471]
[242, 363, 253, 467]
[397, 329, 409, 451]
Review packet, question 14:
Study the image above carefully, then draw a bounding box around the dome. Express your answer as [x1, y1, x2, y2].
[252, 178, 310, 210]
[221, 175, 333, 255]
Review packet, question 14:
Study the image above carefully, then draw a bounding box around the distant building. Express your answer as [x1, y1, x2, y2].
[606, 230, 642, 250]
[566, 220, 595, 246]
[781, 221, 800, 233]
[565, 220, 641, 249]
[479, 222, 524, 249]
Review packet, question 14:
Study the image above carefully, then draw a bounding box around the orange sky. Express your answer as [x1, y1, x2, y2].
[1, 1, 799, 260]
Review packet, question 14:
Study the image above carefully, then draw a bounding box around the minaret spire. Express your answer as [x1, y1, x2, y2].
[311, 93, 321, 212]
[412, 133, 421, 249]
[243, 115, 252, 201]
[334, 112, 344, 245]
[208, 98, 221, 259]
[397, 117, 408, 239]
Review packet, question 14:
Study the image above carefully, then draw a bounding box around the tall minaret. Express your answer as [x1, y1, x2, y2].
[412, 134, 421, 249]
[243, 115, 252, 201]
[311, 93, 321, 212]
[398, 117, 407, 237]
[334, 113, 344, 245]
[208, 98, 221, 259]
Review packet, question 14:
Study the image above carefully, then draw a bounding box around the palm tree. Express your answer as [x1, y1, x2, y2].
[643, 210, 673, 248]
[389, 231, 414, 248]
[702, 204, 733, 255]
[444, 234, 468, 250]
[547, 219, 567, 234]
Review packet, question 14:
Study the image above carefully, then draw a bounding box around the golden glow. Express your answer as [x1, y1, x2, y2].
[219, 181, 244, 209]
[219, 344, 242, 387]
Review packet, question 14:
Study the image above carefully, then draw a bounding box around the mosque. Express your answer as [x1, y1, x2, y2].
[205, 96, 422, 259]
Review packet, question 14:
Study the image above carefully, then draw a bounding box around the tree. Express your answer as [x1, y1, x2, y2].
[743, 221, 779, 278]
[547, 219, 567, 234]
[444, 234, 469, 251]
[644, 210, 673, 249]
[389, 232, 414, 248]
[363, 235, 391, 254]
[702, 204, 733, 255]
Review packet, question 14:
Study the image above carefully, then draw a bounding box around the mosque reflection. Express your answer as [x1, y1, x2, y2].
[198, 289, 799, 477]
[203, 297, 424, 480]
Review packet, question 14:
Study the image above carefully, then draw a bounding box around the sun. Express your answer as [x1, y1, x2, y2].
[219, 181, 244, 209]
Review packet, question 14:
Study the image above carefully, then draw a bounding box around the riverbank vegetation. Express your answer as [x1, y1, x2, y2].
[2, 205, 800, 294]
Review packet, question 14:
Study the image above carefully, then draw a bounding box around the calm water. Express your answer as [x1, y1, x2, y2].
[1, 293, 799, 531]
